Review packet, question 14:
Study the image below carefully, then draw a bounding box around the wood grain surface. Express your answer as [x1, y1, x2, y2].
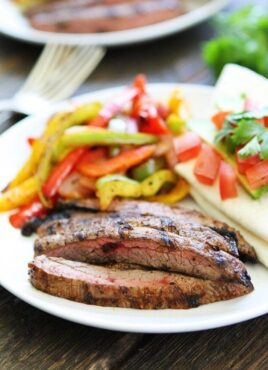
[0, 1, 267, 369]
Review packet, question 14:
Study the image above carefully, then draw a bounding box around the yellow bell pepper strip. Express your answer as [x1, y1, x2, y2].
[166, 113, 186, 135]
[130, 157, 166, 182]
[141, 169, 177, 197]
[146, 178, 189, 204]
[96, 175, 141, 210]
[54, 129, 158, 159]
[78, 145, 156, 178]
[0, 177, 38, 212]
[9, 102, 101, 189]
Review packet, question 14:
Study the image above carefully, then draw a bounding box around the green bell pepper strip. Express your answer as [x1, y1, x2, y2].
[130, 157, 166, 182]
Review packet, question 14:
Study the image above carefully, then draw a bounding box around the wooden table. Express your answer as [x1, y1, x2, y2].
[0, 2, 267, 369]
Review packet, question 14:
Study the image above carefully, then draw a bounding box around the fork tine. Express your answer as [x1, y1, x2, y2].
[21, 44, 74, 93]
[38, 46, 105, 101]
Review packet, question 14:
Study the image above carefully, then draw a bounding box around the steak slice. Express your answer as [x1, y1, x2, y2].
[29, 255, 254, 309]
[57, 199, 257, 262]
[37, 212, 238, 257]
[34, 219, 252, 285]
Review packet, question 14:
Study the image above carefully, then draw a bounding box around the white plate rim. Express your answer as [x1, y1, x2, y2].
[0, 83, 267, 334]
[0, 0, 229, 46]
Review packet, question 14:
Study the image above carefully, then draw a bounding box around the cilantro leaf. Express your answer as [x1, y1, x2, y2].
[231, 119, 265, 145]
[237, 136, 261, 158]
[260, 132, 268, 159]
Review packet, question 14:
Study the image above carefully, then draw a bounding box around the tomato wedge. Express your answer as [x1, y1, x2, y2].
[236, 153, 260, 174]
[43, 148, 87, 198]
[174, 132, 201, 163]
[219, 161, 238, 200]
[245, 160, 268, 189]
[194, 143, 221, 185]
[9, 198, 46, 229]
[78, 145, 156, 178]
[211, 111, 231, 130]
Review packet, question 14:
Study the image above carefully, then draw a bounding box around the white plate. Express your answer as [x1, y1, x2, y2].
[0, 83, 267, 333]
[0, 0, 228, 46]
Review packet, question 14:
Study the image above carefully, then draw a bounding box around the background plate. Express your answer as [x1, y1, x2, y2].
[0, 0, 228, 46]
[0, 84, 267, 333]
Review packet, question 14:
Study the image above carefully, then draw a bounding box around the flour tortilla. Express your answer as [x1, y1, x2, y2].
[175, 162, 268, 267]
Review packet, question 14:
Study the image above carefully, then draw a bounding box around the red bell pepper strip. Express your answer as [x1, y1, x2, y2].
[42, 148, 87, 198]
[76, 147, 107, 170]
[219, 161, 238, 200]
[138, 99, 170, 135]
[9, 198, 47, 229]
[78, 145, 156, 178]
[27, 137, 36, 146]
[133, 74, 147, 94]
[194, 143, 221, 186]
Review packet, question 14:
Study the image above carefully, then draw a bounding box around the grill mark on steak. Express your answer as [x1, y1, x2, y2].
[57, 199, 256, 262]
[29, 255, 254, 309]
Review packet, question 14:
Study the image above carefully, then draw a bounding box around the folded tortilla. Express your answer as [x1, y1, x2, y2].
[176, 161, 268, 267]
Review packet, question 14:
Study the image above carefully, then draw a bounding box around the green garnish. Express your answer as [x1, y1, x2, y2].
[203, 5, 268, 77]
[215, 109, 268, 159]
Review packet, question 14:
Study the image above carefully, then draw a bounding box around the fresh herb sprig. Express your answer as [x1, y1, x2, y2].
[215, 109, 268, 159]
[203, 5, 268, 77]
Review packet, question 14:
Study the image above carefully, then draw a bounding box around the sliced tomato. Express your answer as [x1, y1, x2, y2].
[211, 111, 231, 130]
[174, 132, 201, 162]
[245, 160, 268, 189]
[263, 116, 268, 128]
[194, 143, 221, 185]
[236, 153, 261, 174]
[219, 161, 238, 200]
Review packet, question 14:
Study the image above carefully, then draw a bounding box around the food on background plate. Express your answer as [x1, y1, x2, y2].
[13, 0, 187, 34]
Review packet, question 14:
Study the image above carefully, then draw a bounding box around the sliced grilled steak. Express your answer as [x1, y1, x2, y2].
[29, 255, 254, 309]
[56, 199, 257, 262]
[34, 219, 251, 285]
[26, 0, 185, 34]
[37, 212, 238, 257]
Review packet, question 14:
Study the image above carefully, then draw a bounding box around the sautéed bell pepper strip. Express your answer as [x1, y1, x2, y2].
[147, 178, 189, 204]
[138, 99, 170, 135]
[219, 161, 238, 201]
[0, 177, 38, 212]
[9, 198, 47, 229]
[54, 129, 158, 160]
[76, 147, 107, 169]
[9, 102, 101, 190]
[174, 131, 201, 162]
[194, 143, 221, 186]
[130, 157, 166, 182]
[78, 145, 156, 178]
[141, 170, 177, 197]
[42, 148, 88, 199]
[96, 175, 141, 210]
